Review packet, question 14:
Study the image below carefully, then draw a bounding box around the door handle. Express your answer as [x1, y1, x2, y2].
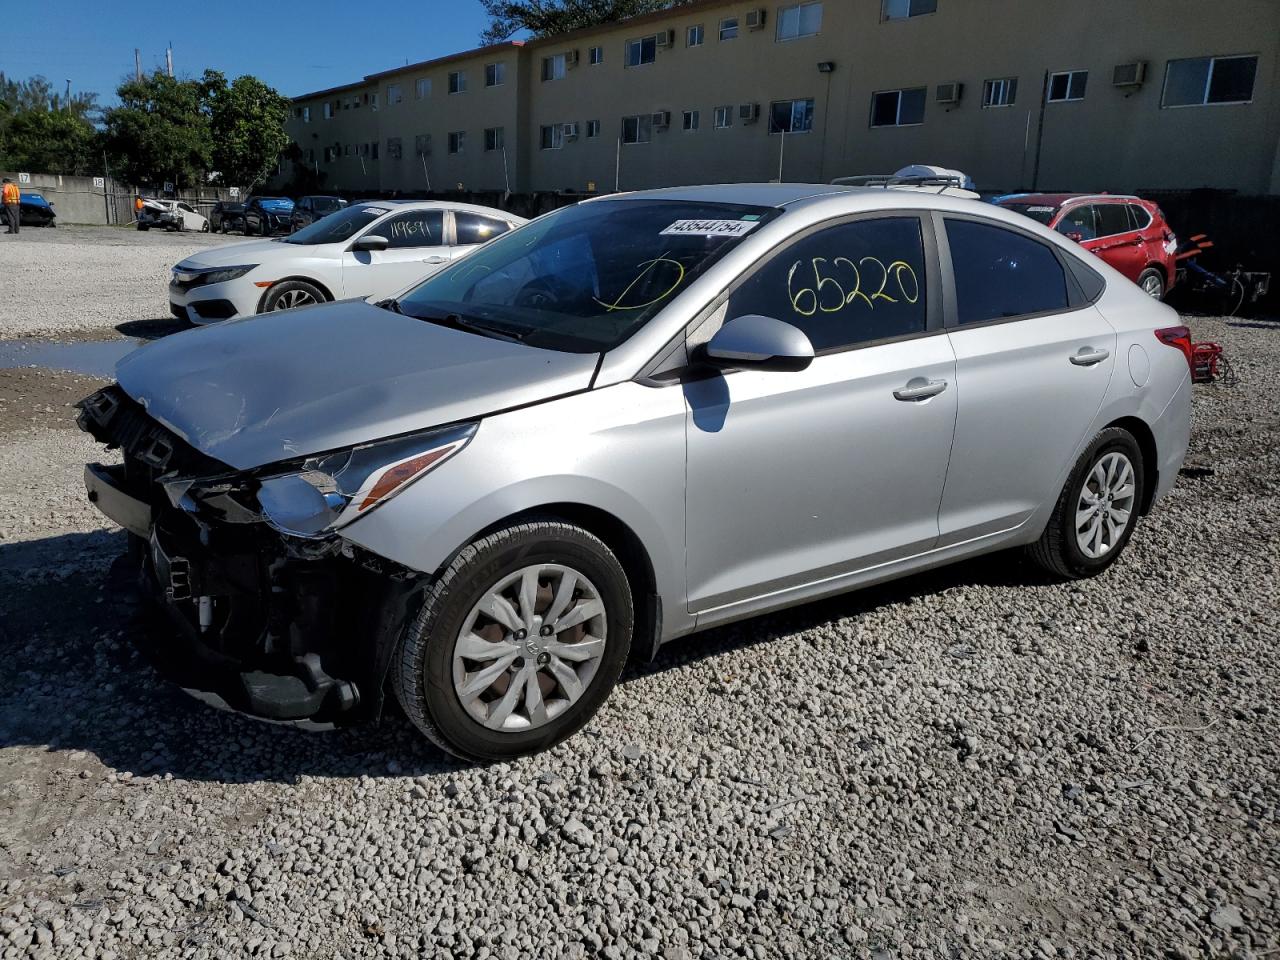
[893, 378, 948, 402]
[1070, 347, 1111, 366]
[422, 255, 448, 264]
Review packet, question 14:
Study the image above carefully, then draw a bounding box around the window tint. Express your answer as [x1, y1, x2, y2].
[1054, 206, 1096, 240]
[1094, 204, 1131, 238]
[727, 217, 928, 352]
[1126, 204, 1152, 231]
[946, 219, 1069, 324]
[455, 213, 511, 245]
[369, 210, 445, 249]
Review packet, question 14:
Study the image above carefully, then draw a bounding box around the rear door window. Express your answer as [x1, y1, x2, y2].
[1054, 206, 1097, 241]
[1093, 204, 1131, 238]
[945, 218, 1069, 324]
[1126, 204, 1152, 230]
[455, 213, 512, 245]
[726, 216, 928, 352]
[372, 210, 446, 248]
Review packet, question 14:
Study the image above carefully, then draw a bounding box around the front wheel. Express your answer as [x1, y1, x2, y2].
[394, 521, 634, 761]
[200, 221, 210, 233]
[260, 279, 325, 312]
[1027, 427, 1144, 579]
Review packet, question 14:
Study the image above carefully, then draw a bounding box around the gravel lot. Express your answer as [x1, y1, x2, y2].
[0, 229, 1277, 959]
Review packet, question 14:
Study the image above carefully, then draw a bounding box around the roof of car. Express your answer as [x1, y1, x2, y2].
[591, 182, 856, 208]
[349, 199, 528, 221]
[995, 192, 1143, 207]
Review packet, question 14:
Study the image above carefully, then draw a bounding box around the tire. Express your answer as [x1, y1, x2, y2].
[394, 521, 634, 761]
[200, 221, 210, 233]
[1027, 427, 1145, 579]
[137, 223, 149, 231]
[1137, 267, 1165, 300]
[260, 279, 326, 312]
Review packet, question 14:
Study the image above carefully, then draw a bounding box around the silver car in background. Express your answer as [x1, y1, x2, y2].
[79, 183, 1192, 760]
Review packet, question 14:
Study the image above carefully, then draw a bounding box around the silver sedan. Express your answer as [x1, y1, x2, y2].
[80, 183, 1191, 760]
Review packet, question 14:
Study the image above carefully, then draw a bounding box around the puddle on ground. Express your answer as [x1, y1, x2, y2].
[0, 339, 142, 378]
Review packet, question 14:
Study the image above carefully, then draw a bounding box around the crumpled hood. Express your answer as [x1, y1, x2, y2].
[115, 301, 598, 470]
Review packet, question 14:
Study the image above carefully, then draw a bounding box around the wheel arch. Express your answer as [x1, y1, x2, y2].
[450, 502, 662, 663]
[1105, 415, 1159, 514]
[255, 276, 335, 312]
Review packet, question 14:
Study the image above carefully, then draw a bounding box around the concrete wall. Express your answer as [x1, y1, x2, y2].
[281, 0, 1280, 196]
[0, 172, 119, 225]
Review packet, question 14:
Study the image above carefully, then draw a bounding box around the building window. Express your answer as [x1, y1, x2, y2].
[448, 71, 466, 94]
[387, 138, 402, 160]
[360, 142, 370, 157]
[370, 93, 378, 111]
[302, 106, 311, 122]
[1163, 55, 1258, 107]
[416, 77, 432, 99]
[589, 46, 604, 64]
[714, 105, 733, 128]
[542, 54, 567, 81]
[387, 83, 402, 105]
[622, 114, 652, 144]
[777, 2, 822, 40]
[415, 134, 431, 156]
[719, 17, 739, 40]
[485, 62, 506, 86]
[323, 101, 334, 119]
[687, 24, 704, 46]
[371, 142, 379, 160]
[683, 109, 700, 130]
[870, 87, 926, 126]
[882, 0, 937, 19]
[448, 131, 465, 154]
[540, 124, 564, 150]
[483, 127, 504, 152]
[586, 119, 601, 138]
[626, 36, 657, 67]
[982, 77, 1017, 108]
[344, 143, 353, 156]
[1047, 70, 1087, 102]
[769, 98, 815, 133]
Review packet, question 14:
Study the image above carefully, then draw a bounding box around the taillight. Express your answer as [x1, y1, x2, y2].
[1155, 325, 1194, 373]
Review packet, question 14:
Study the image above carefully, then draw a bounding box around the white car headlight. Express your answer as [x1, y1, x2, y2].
[173, 264, 258, 286]
[255, 423, 477, 538]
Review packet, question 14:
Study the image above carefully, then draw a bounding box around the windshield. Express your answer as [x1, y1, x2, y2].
[313, 197, 342, 214]
[394, 199, 778, 352]
[258, 197, 293, 211]
[282, 203, 390, 244]
[996, 201, 1060, 226]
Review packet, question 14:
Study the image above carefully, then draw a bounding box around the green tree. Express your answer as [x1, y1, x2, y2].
[102, 71, 211, 188]
[0, 73, 102, 175]
[201, 70, 291, 190]
[479, 0, 690, 42]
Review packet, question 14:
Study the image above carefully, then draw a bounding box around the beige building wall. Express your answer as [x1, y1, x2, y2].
[284, 0, 1280, 196]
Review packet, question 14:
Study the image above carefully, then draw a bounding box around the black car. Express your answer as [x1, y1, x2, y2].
[209, 200, 244, 233]
[19, 192, 56, 227]
[289, 195, 346, 232]
[242, 196, 295, 236]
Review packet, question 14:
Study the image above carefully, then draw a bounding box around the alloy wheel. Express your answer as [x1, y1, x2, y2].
[273, 289, 318, 310]
[1075, 451, 1136, 559]
[1141, 274, 1163, 298]
[451, 563, 607, 732]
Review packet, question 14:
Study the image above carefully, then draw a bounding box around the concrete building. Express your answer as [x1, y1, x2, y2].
[282, 0, 1280, 196]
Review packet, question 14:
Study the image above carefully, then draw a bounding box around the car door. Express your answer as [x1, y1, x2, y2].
[1084, 202, 1146, 283]
[449, 211, 515, 262]
[936, 214, 1116, 545]
[684, 213, 958, 616]
[340, 208, 448, 300]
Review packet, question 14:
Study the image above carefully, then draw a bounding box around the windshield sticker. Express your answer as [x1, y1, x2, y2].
[660, 219, 761, 238]
[363, 206, 390, 216]
[1025, 206, 1056, 213]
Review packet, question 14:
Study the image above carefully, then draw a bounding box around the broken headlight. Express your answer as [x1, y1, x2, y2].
[255, 422, 477, 539]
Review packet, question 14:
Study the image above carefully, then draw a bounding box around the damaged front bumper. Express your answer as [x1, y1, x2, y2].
[77, 385, 426, 727]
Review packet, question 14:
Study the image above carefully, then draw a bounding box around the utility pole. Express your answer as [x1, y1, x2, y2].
[134, 49, 142, 82]
[165, 45, 173, 78]
[64, 79, 71, 111]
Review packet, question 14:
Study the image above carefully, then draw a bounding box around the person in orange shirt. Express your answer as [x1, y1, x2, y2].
[2, 179, 21, 235]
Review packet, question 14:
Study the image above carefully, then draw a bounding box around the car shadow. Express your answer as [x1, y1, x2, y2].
[0, 531, 1052, 784]
[115, 318, 192, 341]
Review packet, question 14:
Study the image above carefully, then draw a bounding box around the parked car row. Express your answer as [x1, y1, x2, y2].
[207, 195, 348, 235]
[81, 180, 1193, 760]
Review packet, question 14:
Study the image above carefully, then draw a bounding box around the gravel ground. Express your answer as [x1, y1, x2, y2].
[0, 227, 241, 340]
[0, 231, 1277, 960]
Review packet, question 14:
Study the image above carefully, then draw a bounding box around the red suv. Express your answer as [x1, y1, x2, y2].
[993, 193, 1178, 299]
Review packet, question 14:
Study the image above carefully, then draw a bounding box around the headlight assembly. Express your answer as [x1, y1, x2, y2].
[172, 264, 258, 286]
[254, 423, 477, 538]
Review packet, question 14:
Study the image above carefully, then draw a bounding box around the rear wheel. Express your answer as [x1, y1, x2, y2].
[1027, 427, 1144, 579]
[260, 280, 325, 312]
[394, 521, 633, 761]
[1138, 267, 1165, 300]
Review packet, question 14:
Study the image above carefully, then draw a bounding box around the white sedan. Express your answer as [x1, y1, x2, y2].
[138, 199, 210, 233]
[168, 201, 526, 324]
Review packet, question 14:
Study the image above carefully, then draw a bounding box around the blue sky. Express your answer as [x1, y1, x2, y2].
[1, 0, 501, 104]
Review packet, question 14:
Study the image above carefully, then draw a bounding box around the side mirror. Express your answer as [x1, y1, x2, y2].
[702, 314, 814, 373]
[353, 234, 389, 252]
